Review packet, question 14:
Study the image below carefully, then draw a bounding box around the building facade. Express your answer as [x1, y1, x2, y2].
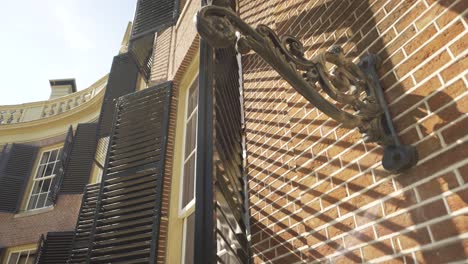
[0, 0, 467, 263]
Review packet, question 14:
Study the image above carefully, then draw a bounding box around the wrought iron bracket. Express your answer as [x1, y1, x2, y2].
[195, 5, 418, 172]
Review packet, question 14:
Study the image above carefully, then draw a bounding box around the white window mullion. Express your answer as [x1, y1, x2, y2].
[26, 146, 62, 211]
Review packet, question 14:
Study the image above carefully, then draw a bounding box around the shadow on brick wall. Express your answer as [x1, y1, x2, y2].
[243, 0, 466, 263]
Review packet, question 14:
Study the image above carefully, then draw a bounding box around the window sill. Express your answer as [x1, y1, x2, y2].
[14, 206, 54, 218]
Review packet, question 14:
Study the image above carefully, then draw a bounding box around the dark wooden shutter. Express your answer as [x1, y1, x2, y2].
[131, 0, 177, 40]
[49, 126, 74, 203]
[98, 53, 139, 137]
[67, 183, 100, 263]
[35, 232, 74, 264]
[195, 5, 250, 262]
[85, 82, 172, 263]
[60, 123, 98, 194]
[0, 143, 39, 213]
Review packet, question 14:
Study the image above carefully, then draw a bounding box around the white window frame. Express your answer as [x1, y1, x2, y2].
[6, 247, 36, 264]
[24, 146, 62, 211]
[179, 74, 199, 264]
[178, 75, 199, 217]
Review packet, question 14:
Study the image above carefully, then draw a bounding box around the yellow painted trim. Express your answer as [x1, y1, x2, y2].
[166, 52, 199, 264]
[18, 143, 64, 212]
[0, 76, 106, 145]
[2, 243, 37, 263]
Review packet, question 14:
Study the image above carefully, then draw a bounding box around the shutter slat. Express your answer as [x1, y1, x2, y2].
[130, 0, 176, 40]
[49, 126, 74, 203]
[35, 232, 74, 264]
[98, 53, 139, 137]
[0, 144, 39, 212]
[85, 81, 172, 263]
[67, 183, 100, 264]
[60, 123, 98, 193]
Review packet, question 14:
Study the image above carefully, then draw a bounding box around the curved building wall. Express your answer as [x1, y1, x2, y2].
[0, 76, 106, 251]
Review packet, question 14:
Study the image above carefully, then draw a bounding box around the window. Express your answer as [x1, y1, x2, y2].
[25, 146, 62, 210]
[180, 76, 198, 264]
[6, 248, 36, 264]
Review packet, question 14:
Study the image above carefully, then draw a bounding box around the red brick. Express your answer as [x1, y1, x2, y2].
[449, 33, 468, 57]
[395, 21, 464, 79]
[377, 212, 415, 237]
[404, 24, 438, 55]
[415, 0, 457, 30]
[412, 199, 448, 224]
[421, 239, 468, 263]
[362, 239, 395, 261]
[436, 0, 468, 28]
[414, 50, 452, 82]
[430, 215, 468, 241]
[441, 55, 468, 83]
[446, 189, 468, 212]
[393, 228, 431, 250]
[416, 172, 459, 200]
[395, 2, 427, 32]
[427, 79, 465, 112]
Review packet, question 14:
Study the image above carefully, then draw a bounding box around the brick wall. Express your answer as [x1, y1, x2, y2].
[0, 195, 81, 248]
[150, 28, 173, 85]
[239, 0, 467, 263]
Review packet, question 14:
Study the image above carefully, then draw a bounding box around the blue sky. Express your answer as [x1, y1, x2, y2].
[0, 0, 136, 105]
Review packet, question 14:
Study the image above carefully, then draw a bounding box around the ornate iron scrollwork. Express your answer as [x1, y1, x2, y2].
[195, 5, 418, 172]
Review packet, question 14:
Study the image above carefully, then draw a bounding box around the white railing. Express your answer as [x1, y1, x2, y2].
[0, 79, 106, 125]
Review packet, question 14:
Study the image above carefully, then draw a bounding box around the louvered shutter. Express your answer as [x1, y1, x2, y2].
[98, 53, 139, 137]
[67, 183, 100, 264]
[130, 0, 177, 40]
[60, 123, 98, 193]
[85, 82, 172, 263]
[49, 126, 74, 203]
[35, 232, 74, 264]
[195, 9, 250, 262]
[0, 247, 5, 263]
[0, 144, 39, 212]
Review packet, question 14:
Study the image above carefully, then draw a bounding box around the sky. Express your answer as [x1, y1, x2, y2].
[0, 0, 137, 105]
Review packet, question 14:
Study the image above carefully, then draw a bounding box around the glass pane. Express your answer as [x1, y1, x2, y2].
[185, 113, 198, 159]
[8, 253, 19, 264]
[40, 179, 52, 193]
[30, 181, 41, 195]
[184, 214, 195, 264]
[40, 152, 50, 164]
[28, 195, 39, 210]
[50, 149, 58, 161]
[18, 254, 28, 264]
[182, 154, 196, 208]
[36, 193, 47, 209]
[53, 161, 62, 175]
[44, 163, 54, 177]
[187, 78, 199, 116]
[36, 164, 46, 179]
[44, 196, 53, 207]
[25, 252, 36, 264]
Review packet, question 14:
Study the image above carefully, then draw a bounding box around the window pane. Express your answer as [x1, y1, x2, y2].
[40, 179, 52, 193]
[36, 165, 46, 179]
[50, 149, 59, 161]
[40, 152, 50, 164]
[187, 78, 199, 116]
[27, 195, 38, 210]
[184, 213, 195, 264]
[25, 252, 36, 264]
[184, 113, 197, 159]
[44, 163, 54, 177]
[182, 154, 196, 208]
[30, 181, 42, 195]
[8, 253, 19, 264]
[36, 193, 47, 209]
